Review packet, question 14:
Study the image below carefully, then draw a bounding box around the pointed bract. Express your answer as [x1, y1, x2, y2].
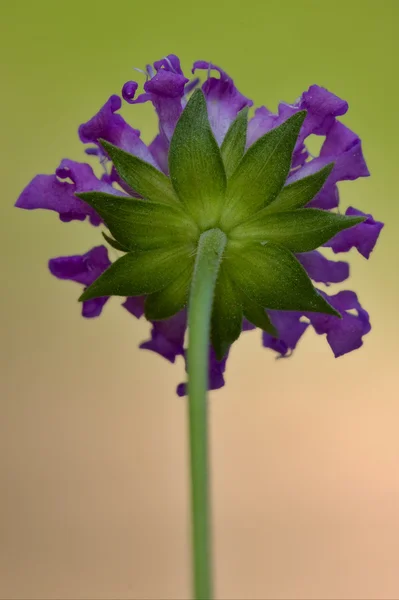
[100, 139, 180, 207]
[230, 209, 365, 253]
[220, 111, 307, 231]
[226, 241, 340, 316]
[169, 89, 227, 229]
[145, 264, 194, 320]
[266, 163, 334, 213]
[79, 244, 194, 301]
[220, 107, 249, 178]
[78, 191, 198, 251]
[211, 268, 243, 360]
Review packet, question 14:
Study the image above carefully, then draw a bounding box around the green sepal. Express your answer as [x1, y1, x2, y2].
[79, 244, 194, 301]
[169, 89, 227, 229]
[220, 111, 307, 231]
[220, 107, 249, 178]
[265, 163, 334, 213]
[241, 293, 278, 337]
[77, 191, 198, 251]
[99, 139, 180, 207]
[230, 208, 365, 253]
[102, 231, 129, 253]
[225, 241, 340, 316]
[211, 267, 243, 360]
[144, 262, 194, 320]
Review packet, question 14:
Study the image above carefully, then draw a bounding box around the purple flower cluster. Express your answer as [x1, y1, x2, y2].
[16, 54, 383, 394]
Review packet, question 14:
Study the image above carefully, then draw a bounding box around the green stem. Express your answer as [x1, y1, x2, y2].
[187, 228, 227, 600]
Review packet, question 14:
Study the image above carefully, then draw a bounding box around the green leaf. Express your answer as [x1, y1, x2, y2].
[230, 208, 365, 252]
[102, 231, 130, 252]
[99, 139, 180, 207]
[220, 107, 249, 178]
[144, 262, 194, 320]
[265, 163, 334, 213]
[241, 293, 278, 337]
[77, 192, 198, 251]
[211, 267, 243, 360]
[220, 111, 307, 231]
[79, 244, 194, 301]
[169, 89, 227, 229]
[225, 241, 340, 316]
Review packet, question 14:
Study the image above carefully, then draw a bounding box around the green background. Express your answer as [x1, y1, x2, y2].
[1, 1, 398, 598]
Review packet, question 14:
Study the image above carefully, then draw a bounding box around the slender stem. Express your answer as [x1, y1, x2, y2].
[187, 228, 227, 600]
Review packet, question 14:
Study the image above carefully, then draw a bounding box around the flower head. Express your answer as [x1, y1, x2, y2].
[16, 54, 383, 394]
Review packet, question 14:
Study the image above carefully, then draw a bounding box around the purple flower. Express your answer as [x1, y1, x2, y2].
[16, 160, 119, 224]
[325, 207, 384, 258]
[78, 95, 157, 167]
[296, 250, 349, 285]
[263, 311, 309, 357]
[15, 53, 383, 395]
[192, 61, 253, 144]
[308, 290, 371, 357]
[177, 346, 229, 397]
[49, 246, 111, 318]
[140, 311, 186, 363]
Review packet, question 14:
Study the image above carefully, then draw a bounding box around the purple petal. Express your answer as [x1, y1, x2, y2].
[192, 61, 253, 145]
[149, 134, 169, 175]
[296, 251, 349, 284]
[122, 296, 146, 319]
[78, 95, 157, 166]
[177, 346, 229, 397]
[15, 160, 119, 225]
[140, 311, 187, 363]
[122, 60, 188, 143]
[48, 246, 111, 318]
[297, 85, 348, 137]
[144, 69, 189, 141]
[247, 106, 278, 146]
[263, 311, 309, 357]
[247, 85, 347, 150]
[121, 81, 139, 103]
[154, 54, 184, 75]
[324, 207, 384, 259]
[82, 297, 109, 318]
[287, 121, 370, 210]
[308, 290, 371, 357]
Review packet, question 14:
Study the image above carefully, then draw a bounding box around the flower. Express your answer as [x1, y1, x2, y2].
[16, 54, 383, 394]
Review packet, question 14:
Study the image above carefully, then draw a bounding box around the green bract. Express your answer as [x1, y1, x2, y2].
[77, 89, 365, 360]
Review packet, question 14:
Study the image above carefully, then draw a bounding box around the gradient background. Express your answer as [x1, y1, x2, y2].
[1, 1, 398, 598]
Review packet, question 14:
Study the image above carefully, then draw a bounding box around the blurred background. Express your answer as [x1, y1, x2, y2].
[1, 0, 398, 598]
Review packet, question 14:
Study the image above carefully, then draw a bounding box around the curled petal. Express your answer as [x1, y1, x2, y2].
[263, 311, 309, 357]
[122, 81, 139, 103]
[324, 207, 384, 258]
[177, 346, 229, 396]
[122, 60, 188, 142]
[15, 160, 118, 225]
[140, 310, 186, 363]
[308, 290, 371, 357]
[48, 246, 111, 318]
[79, 95, 157, 166]
[192, 60, 253, 145]
[296, 250, 349, 284]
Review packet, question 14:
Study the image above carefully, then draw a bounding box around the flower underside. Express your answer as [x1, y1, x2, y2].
[77, 90, 364, 359]
[15, 54, 384, 393]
